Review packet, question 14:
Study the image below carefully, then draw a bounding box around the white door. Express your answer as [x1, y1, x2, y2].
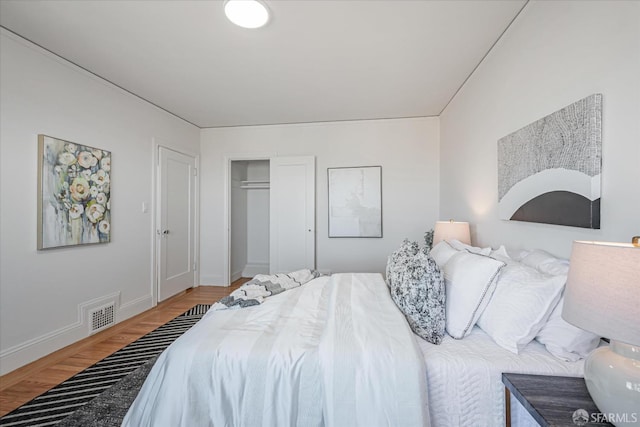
[157, 147, 196, 301]
[269, 156, 315, 273]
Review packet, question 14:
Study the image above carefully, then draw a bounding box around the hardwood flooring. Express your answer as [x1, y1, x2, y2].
[0, 280, 248, 416]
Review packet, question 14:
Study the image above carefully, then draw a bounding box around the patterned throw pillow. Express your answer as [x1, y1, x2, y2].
[387, 242, 445, 345]
[386, 239, 419, 288]
[423, 229, 435, 254]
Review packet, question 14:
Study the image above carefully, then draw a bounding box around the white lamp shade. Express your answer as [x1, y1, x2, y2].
[562, 241, 640, 346]
[433, 221, 471, 245]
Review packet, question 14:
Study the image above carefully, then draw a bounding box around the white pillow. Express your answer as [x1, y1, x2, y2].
[520, 249, 570, 276]
[430, 240, 459, 268]
[535, 295, 600, 361]
[490, 245, 510, 259]
[508, 248, 530, 261]
[447, 239, 492, 256]
[489, 245, 520, 265]
[477, 262, 565, 353]
[444, 252, 505, 339]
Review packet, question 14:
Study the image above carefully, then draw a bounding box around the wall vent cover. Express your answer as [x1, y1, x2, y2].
[89, 303, 115, 334]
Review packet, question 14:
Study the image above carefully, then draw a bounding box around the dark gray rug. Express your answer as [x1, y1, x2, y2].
[0, 304, 210, 427]
[56, 355, 158, 427]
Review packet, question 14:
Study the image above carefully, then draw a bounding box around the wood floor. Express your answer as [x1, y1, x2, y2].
[0, 280, 247, 416]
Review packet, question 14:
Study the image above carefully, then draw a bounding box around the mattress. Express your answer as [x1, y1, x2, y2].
[417, 326, 585, 427]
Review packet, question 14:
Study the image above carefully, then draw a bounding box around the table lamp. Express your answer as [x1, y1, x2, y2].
[433, 220, 471, 246]
[562, 240, 640, 426]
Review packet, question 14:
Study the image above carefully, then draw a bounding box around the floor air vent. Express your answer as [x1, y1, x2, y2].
[89, 303, 115, 334]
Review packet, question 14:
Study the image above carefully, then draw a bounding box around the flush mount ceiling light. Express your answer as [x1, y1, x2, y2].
[224, 0, 270, 29]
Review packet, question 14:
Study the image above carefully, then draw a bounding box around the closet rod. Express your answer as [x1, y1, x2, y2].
[240, 185, 270, 189]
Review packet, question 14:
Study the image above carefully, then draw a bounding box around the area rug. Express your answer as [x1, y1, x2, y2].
[0, 304, 211, 427]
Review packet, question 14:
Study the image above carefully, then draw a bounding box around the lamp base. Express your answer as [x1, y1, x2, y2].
[584, 340, 640, 426]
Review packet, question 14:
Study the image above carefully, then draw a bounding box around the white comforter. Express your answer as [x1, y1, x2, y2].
[122, 273, 429, 427]
[417, 327, 585, 427]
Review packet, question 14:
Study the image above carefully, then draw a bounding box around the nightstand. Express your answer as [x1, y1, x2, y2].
[502, 373, 613, 427]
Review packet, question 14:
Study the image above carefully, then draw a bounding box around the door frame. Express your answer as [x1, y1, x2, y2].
[223, 152, 275, 287]
[152, 140, 200, 305]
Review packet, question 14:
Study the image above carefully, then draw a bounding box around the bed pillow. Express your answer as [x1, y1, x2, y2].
[477, 262, 565, 353]
[386, 239, 419, 287]
[535, 295, 601, 361]
[508, 248, 531, 262]
[389, 251, 446, 345]
[430, 240, 459, 268]
[444, 252, 505, 339]
[423, 229, 434, 253]
[520, 249, 570, 276]
[490, 245, 510, 260]
[489, 245, 516, 265]
[447, 239, 492, 256]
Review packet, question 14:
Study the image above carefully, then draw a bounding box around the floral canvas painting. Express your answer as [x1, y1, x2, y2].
[37, 135, 111, 249]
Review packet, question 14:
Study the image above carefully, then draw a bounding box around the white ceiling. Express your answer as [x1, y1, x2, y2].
[0, 0, 527, 128]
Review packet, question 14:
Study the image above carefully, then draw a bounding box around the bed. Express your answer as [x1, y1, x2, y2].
[123, 244, 593, 427]
[123, 273, 429, 427]
[418, 327, 583, 426]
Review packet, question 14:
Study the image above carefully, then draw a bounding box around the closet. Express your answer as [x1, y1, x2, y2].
[230, 160, 270, 281]
[226, 156, 316, 284]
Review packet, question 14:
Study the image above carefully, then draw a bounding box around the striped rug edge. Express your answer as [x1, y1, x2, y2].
[0, 304, 212, 427]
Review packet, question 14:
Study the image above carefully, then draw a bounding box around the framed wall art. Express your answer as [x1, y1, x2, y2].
[328, 166, 382, 238]
[497, 94, 602, 229]
[37, 135, 111, 249]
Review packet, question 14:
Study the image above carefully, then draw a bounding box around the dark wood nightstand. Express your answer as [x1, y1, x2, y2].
[502, 373, 612, 427]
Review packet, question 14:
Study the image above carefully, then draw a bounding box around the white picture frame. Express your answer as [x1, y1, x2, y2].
[328, 166, 382, 238]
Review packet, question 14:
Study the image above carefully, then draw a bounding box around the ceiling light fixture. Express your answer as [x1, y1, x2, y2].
[224, 0, 270, 29]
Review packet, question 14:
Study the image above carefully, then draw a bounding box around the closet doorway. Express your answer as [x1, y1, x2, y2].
[224, 156, 316, 286]
[230, 159, 271, 282]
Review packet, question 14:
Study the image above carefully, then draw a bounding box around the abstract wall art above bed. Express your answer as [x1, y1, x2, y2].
[498, 94, 602, 229]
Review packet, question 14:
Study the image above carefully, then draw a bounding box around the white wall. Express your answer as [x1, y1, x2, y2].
[439, 1, 640, 258]
[0, 31, 200, 374]
[200, 117, 440, 284]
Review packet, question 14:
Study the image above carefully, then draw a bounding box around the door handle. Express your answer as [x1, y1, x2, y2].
[162, 229, 170, 235]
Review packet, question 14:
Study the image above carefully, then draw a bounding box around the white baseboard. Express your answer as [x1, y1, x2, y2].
[230, 270, 243, 282]
[242, 263, 269, 278]
[0, 293, 152, 376]
[0, 318, 86, 376]
[199, 273, 225, 286]
[118, 294, 153, 323]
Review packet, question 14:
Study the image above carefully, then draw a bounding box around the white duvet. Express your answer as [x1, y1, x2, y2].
[417, 327, 585, 427]
[122, 273, 429, 427]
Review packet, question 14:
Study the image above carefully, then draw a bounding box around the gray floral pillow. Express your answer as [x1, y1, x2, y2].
[387, 242, 445, 345]
[386, 239, 419, 288]
[423, 229, 435, 254]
